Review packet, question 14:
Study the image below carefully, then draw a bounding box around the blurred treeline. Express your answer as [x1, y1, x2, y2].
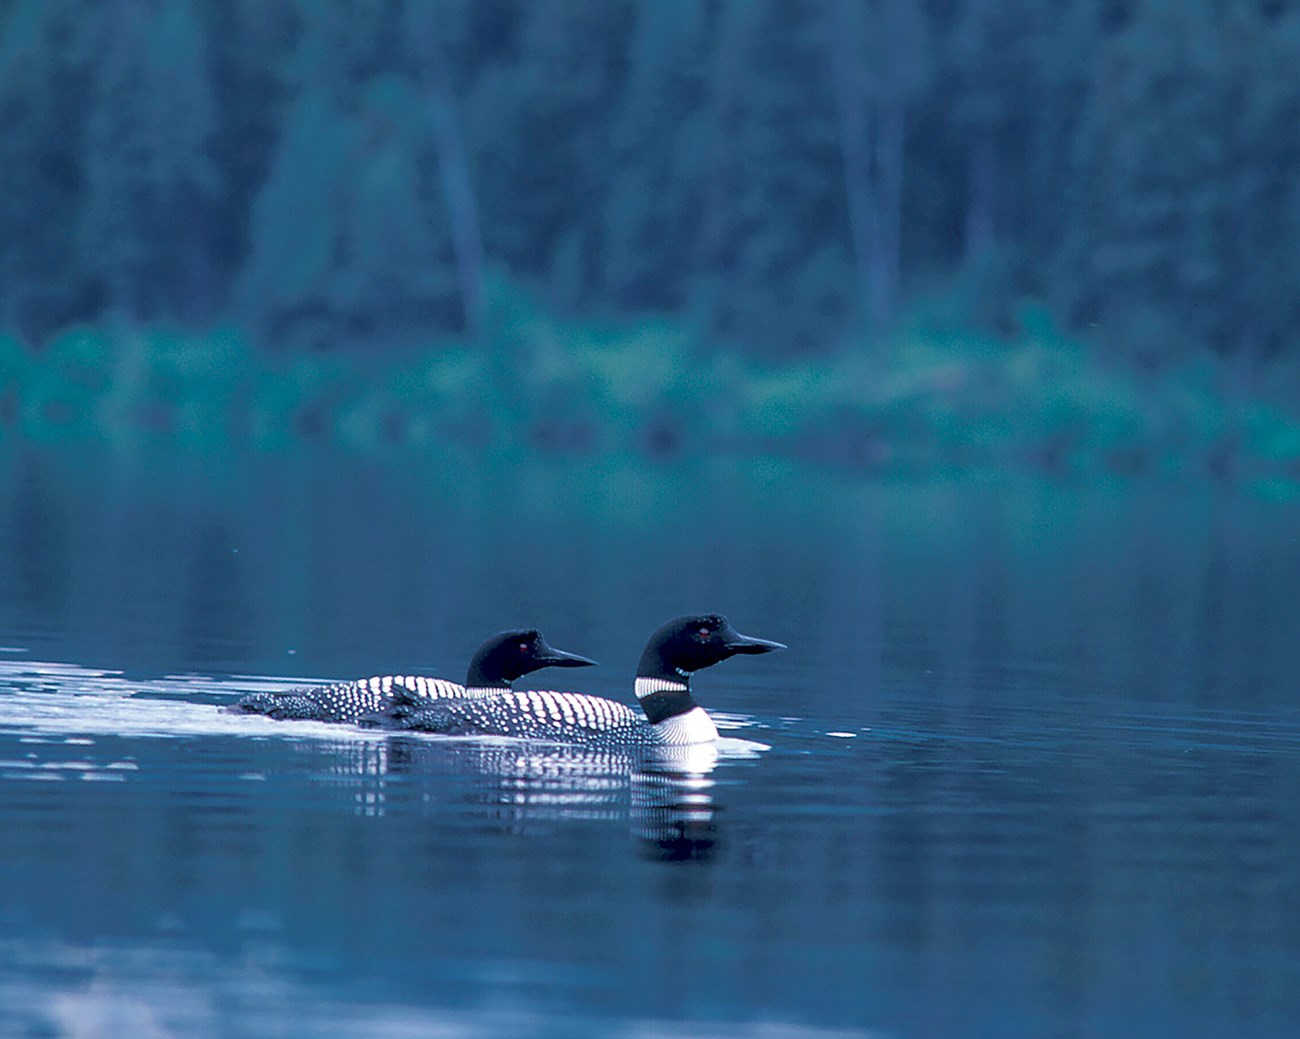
[2, 0, 1299, 480]
[4, 0, 1297, 357]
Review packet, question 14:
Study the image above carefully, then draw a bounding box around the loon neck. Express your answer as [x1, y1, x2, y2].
[634, 675, 699, 725]
[462, 666, 511, 691]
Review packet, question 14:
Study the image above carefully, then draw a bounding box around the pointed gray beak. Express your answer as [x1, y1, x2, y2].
[723, 631, 787, 655]
[539, 644, 599, 668]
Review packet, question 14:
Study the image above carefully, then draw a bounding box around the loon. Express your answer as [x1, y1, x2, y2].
[363, 614, 785, 746]
[229, 629, 597, 722]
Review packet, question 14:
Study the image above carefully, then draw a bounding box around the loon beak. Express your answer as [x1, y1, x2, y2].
[723, 631, 787, 655]
[539, 645, 599, 668]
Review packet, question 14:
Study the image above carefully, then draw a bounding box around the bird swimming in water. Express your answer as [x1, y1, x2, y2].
[229, 629, 597, 722]
[362, 614, 784, 746]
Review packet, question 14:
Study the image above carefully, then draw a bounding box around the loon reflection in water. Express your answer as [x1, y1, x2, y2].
[319, 734, 746, 861]
[631, 743, 723, 861]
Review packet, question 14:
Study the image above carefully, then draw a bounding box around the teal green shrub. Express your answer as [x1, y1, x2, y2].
[5, 286, 1300, 492]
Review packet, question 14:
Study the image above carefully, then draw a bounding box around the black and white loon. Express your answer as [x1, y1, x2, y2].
[229, 630, 597, 722]
[363, 614, 785, 746]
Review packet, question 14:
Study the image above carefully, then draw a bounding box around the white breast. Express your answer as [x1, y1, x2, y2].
[651, 706, 718, 745]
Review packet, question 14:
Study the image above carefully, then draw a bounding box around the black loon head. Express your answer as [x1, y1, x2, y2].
[464, 629, 597, 690]
[636, 614, 786, 685]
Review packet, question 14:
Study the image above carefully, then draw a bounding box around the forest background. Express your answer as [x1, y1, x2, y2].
[2, 0, 1298, 486]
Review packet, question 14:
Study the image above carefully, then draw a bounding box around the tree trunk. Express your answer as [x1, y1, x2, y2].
[829, 0, 904, 350]
[405, 1, 486, 340]
[691, 0, 750, 331]
[830, 3, 877, 332]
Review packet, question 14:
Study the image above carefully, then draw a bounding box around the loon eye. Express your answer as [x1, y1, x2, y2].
[696, 626, 710, 640]
[519, 641, 529, 653]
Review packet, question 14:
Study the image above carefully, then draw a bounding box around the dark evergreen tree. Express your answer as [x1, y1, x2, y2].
[230, 90, 350, 348]
[1222, 2, 1300, 360]
[0, 0, 1293, 367]
[234, 3, 457, 349]
[466, 0, 635, 311]
[0, 0, 99, 341]
[945, 0, 1039, 265]
[828, 0, 927, 340]
[601, 0, 711, 314]
[203, 0, 299, 307]
[80, 0, 218, 325]
[1061, 0, 1234, 363]
[703, 0, 851, 352]
[405, 0, 488, 339]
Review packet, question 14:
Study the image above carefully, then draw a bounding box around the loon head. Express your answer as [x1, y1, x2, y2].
[465, 629, 597, 690]
[636, 614, 786, 686]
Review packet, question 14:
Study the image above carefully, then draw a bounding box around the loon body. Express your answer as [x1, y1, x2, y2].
[365, 614, 785, 746]
[230, 630, 596, 722]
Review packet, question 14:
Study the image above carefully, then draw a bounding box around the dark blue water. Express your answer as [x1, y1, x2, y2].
[1, 443, 1299, 1038]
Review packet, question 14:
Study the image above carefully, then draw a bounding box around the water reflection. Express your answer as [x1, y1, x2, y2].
[11, 455, 71, 627]
[386, 737, 625, 821]
[632, 743, 720, 861]
[378, 735, 732, 861]
[1, 932, 877, 1039]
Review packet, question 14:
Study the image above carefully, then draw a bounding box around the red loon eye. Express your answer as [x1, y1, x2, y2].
[697, 627, 710, 639]
[519, 642, 529, 653]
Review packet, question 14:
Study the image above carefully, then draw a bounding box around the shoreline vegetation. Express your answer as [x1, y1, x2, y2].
[3, 283, 1299, 497]
[5, 2, 1298, 502]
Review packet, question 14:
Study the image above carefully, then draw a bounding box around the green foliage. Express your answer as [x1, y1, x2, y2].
[5, 286, 1300, 494]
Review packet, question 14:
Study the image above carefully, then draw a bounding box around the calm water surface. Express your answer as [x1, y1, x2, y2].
[0, 444, 1298, 1038]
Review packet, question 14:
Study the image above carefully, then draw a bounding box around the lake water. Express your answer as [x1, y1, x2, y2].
[1, 443, 1298, 1038]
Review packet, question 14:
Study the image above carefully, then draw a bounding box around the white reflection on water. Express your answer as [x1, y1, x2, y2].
[0, 658, 374, 743]
[349, 729, 763, 859]
[1, 936, 886, 1039]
